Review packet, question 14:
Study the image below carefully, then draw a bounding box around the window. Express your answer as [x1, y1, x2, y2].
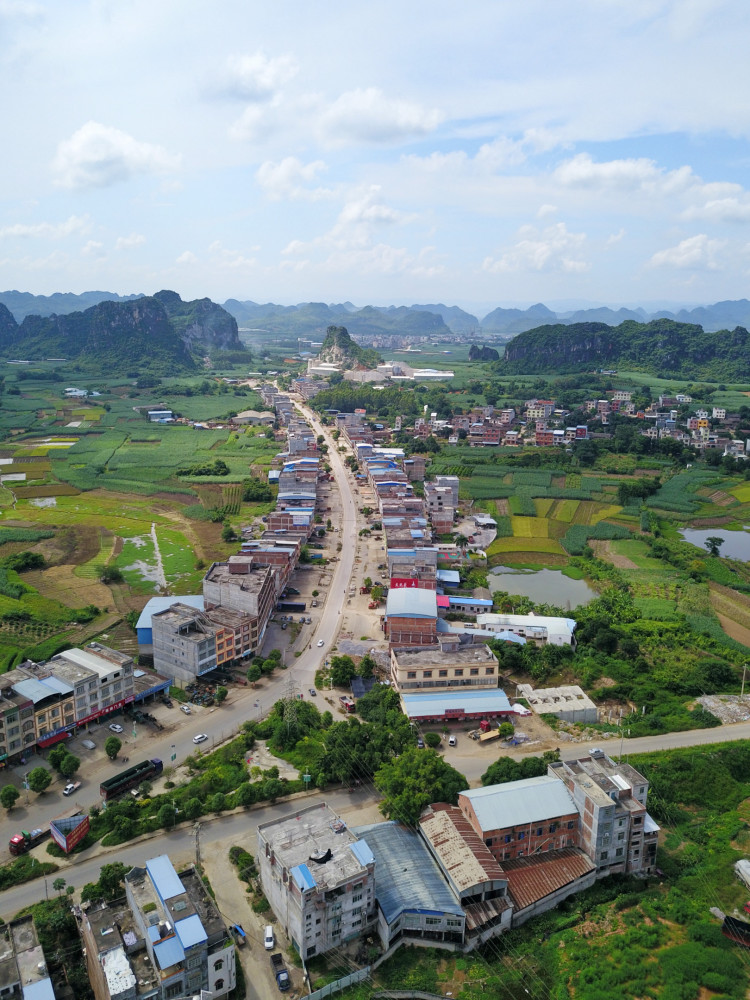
[518, 832, 525, 840]
[485, 667, 495, 675]
[454, 669, 463, 677]
[438, 670, 448, 677]
[188, 957, 202, 970]
[536, 827, 543, 836]
[166, 985, 183, 999]
[615, 848, 623, 857]
[213, 960, 224, 972]
[423, 671, 432, 679]
[215, 980, 224, 992]
[470, 668, 479, 676]
[549, 823, 557, 833]
[504, 834, 512, 843]
[407, 672, 417, 679]
[567, 821, 576, 829]
[352, 893, 363, 903]
[633, 817, 642, 826]
[600, 851, 608, 860]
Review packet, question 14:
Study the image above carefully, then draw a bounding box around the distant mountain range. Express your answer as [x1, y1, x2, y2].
[0, 291, 242, 374]
[3, 290, 750, 340]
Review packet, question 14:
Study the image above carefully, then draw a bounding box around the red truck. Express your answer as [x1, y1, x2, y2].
[9, 827, 49, 856]
[9, 807, 89, 856]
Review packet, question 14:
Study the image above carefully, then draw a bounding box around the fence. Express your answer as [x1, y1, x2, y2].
[306, 967, 370, 1000]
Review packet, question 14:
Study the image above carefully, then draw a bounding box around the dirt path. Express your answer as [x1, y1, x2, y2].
[150, 521, 167, 590]
[715, 612, 750, 647]
[589, 539, 637, 569]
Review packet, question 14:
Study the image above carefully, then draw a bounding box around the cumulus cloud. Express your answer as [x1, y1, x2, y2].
[81, 240, 105, 258]
[255, 157, 331, 200]
[536, 204, 558, 219]
[555, 153, 694, 195]
[0, 215, 88, 239]
[483, 222, 589, 273]
[114, 233, 146, 251]
[176, 251, 198, 265]
[320, 87, 442, 144]
[228, 103, 280, 143]
[649, 234, 725, 269]
[214, 52, 298, 101]
[683, 197, 750, 223]
[52, 122, 181, 189]
[208, 240, 257, 269]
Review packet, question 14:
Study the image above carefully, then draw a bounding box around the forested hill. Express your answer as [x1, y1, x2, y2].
[500, 319, 750, 379]
[0, 292, 242, 374]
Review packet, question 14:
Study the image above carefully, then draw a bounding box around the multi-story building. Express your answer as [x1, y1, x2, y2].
[257, 803, 376, 960]
[9, 669, 76, 750]
[151, 603, 233, 684]
[46, 643, 135, 733]
[383, 589, 439, 646]
[0, 681, 34, 765]
[0, 914, 56, 1000]
[203, 559, 276, 634]
[81, 855, 236, 1000]
[391, 643, 498, 694]
[549, 751, 659, 875]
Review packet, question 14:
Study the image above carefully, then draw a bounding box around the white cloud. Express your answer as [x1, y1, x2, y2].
[176, 251, 198, 265]
[483, 222, 589, 273]
[52, 122, 181, 189]
[683, 197, 750, 223]
[281, 240, 306, 256]
[649, 234, 725, 269]
[0, 215, 88, 239]
[215, 52, 297, 102]
[335, 186, 402, 230]
[228, 103, 280, 143]
[0, 1, 42, 15]
[255, 157, 331, 200]
[114, 233, 145, 250]
[320, 87, 442, 144]
[606, 228, 626, 246]
[208, 241, 257, 269]
[536, 204, 558, 219]
[81, 240, 105, 258]
[554, 153, 697, 197]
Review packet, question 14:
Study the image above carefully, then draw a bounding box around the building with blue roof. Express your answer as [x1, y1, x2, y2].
[136, 595, 205, 657]
[121, 855, 236, 1000]
[354, 822, 465, 950]
[258, 802, 376, 961]
[384, 588, 439, 647]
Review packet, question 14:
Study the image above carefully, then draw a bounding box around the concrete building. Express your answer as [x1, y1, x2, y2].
[46, 644, 135, 732]
[0, 681, 34, 766]
[390, 643, 498, 693]
[203, 559, 276, 635]
[383, 588, 439, 646]
[475, 612, 577, 647]
[0, 914, 56, 1000]
[257, 803, 376, 960]
[136, 596, 205, 660]
[80, 855, 235, 1000]
[400, 688, 513, 724]
[549, 751, 659, 876]
[5, 670, 75, 751]
[516, 684, 598, 724]
[151, 603, 233, 684]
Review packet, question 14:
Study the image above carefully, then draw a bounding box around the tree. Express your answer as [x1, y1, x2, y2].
[358, 654, 376, 679]
[59, 754, 80, 778]
[221, 522, 237, 542]
[52, 877, 66, 895]
[455, 534, 469, 552]
[157, 803, 176, 828]
[247, 663, 261, 683]
[27, 766, 52, 793]
[374, 748, 467, 825]
[498, 722, 515, 739]
[330, 655, 357, 687]
[215, 686, 228, 705]
[98, 565, 124, 584]
[104, 736, 122, 760]
[705, 536, 724, 557]
[0, 785, 19, 810]
[48, 745, 68, 772]
[370, 584, 384, 603]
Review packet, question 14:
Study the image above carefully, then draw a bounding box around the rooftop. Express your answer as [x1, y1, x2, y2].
[385, 588, 438, 619]
[354, 821, 463, 925]
[136, 595, 204, 631]
[51, 644, 133, 677]
[460, 775, 577, 832]
[502, 848, 596, 910]
[258, 802, 370, 893]
[401, 688, 511, 719]
[419, 803, 506, 895]
[204, 561, 275, 591]
[392, 645, 497, 668]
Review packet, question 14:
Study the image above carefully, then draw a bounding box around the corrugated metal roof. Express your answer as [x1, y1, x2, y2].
[147, 855, 184, 901]
[385, 589, 437, 619]
[436, 569, 460, 584]
[349, 840, 375, 867]
[354, 822, 463, 925]
[175, 913, 207, 949]
[153, 936, 185, 971]
[136, 596, 205, 631]
[401, 688, 511, 719]
[291, 863, 316, 891]
[420, 803, 506, 894]
[502, 848, 595, 910]
[644, 812, 660, 834]
[461, 775, 576, 832]
[11, 678, 55, 703]
[448, 597, 493, 606]
[22, 979, 56, 1000]
[39, 675, 73, 695]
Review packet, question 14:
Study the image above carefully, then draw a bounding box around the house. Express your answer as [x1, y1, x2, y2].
[383, 588, 439, 646]
[390, 643, 498, 694]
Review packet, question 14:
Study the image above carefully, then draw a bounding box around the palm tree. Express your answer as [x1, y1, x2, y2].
[454, 534, 470, 554]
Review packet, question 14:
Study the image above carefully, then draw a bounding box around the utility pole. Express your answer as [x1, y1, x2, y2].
[742, 662, 748, 701]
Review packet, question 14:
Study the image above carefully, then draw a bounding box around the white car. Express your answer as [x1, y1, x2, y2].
[193, 733, 208, 744]
[264, 925, 274, 950]
[180, 705, 191, 715]
[317, 639, 324, 647]
[108, 723, 123, 733]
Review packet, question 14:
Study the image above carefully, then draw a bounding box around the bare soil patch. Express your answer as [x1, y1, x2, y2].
[715, 612, 750, 647]
[590, 539, 637, 568]
[689, 515, 734, 528]
[24, 564, 113, 608]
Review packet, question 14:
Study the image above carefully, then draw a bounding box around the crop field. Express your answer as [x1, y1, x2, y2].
[486, 535, 565, 556]
[511, 515, 549, 537]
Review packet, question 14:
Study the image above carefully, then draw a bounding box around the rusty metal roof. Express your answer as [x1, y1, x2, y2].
[502, 848, 595, 911]
[420, 803, 506, 895]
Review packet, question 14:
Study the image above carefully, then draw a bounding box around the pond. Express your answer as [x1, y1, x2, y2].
[488, 566, 598, 610]
[679, 526, 750, 561]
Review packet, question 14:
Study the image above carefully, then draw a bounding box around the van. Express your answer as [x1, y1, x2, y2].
[448, 735, 457, 747]
[264, 925, 275, 951]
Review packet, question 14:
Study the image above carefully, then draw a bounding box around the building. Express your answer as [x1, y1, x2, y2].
[151, 603, 233, 684]
[383, 588, 439, 646]
[202, 559, 276, 637]
[135, 596, 205, 660]
[475, 612, 577, 647]
[516, 684, 598, 724]
[549, 751, 659, 876]
[45, 644, 135, 734]
[354, 821, 466, 951]
[390, 643, 498, 693]
[0, 914, 56, 1000]
[458, 776, 581, 863]
[257, 803, 376, 960]
[400, 687, 513, 724]
[0, 682, 34, 767]
[81, 855, 235, 1000]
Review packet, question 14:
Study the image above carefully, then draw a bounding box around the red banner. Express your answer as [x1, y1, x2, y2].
[390, 578, 418, 588]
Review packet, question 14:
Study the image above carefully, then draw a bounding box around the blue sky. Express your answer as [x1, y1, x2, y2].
[2, 0, 750, 313]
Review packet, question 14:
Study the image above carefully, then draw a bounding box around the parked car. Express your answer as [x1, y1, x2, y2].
[193, 733, 208, 744]
[317, 639, 324, 647]
[264, 925, 275, 951]
[180, 705, 191, 715]
[108, 723, 123, 733]
[449, 735, 457, 747]
[309, 688, 317, 697]
[162, 696, 173, 708]
[416, 737, 425, 749]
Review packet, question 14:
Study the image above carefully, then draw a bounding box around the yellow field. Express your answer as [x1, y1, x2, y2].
[534, 498, 554, 518]
[487, 536, 565, 555]
[730, 484, 750, 503]
[552, 499, 580, 522]
[590, 503, 623, 524]
[511, 516, 549, 537]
